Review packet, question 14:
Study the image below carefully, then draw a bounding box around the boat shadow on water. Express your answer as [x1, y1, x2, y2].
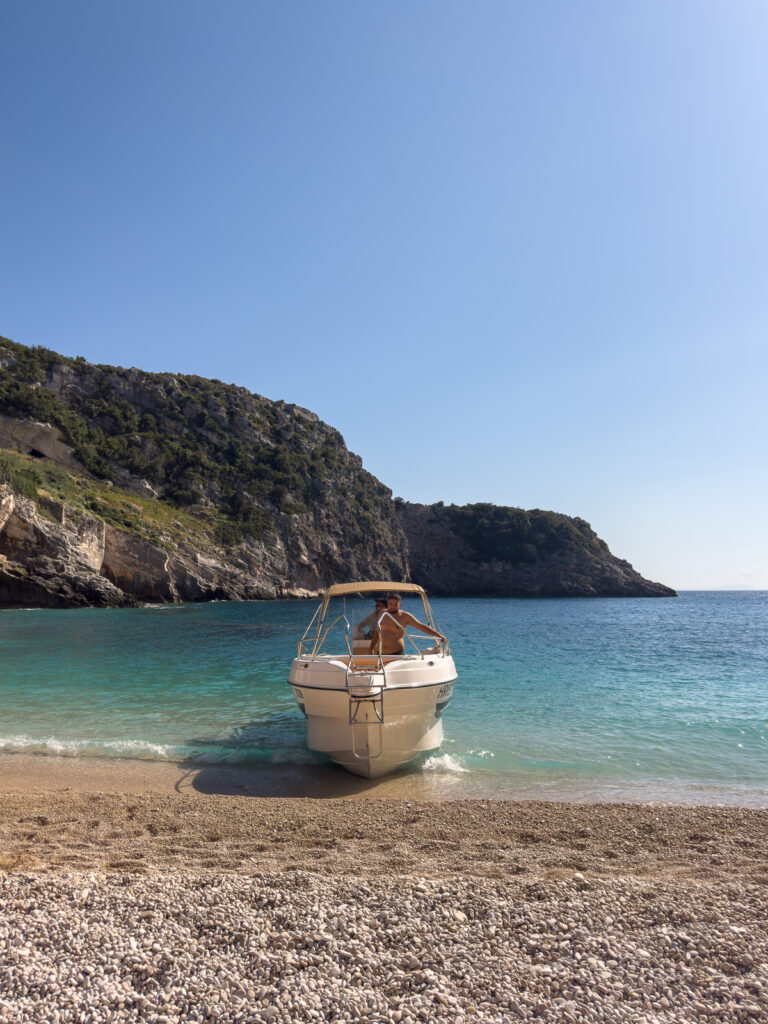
[175, 716, 410, 798]
[173, 713, 464, 799]
[178, 760, 394, 798]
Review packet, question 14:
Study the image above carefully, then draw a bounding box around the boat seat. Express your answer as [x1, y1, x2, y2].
[345, 655, 405, 669]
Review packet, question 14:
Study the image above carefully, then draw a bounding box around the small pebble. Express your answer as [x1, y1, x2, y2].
[1, 869, 766, 1023]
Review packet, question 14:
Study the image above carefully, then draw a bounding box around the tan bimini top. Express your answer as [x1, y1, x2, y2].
[322, 581, 426, 599]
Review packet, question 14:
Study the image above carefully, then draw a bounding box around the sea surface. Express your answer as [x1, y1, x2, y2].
[1, 591, 766, 805]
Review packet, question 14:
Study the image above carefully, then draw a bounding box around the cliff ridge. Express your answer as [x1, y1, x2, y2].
[0, 337, 675, 606]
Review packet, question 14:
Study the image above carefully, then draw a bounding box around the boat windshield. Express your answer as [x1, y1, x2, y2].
[297, 589, 444, 659]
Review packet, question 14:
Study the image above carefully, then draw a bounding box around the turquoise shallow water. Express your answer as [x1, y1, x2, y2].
[1, 592, 766, 804]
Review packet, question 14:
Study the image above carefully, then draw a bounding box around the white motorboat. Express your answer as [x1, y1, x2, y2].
[288, 582, 457, 778]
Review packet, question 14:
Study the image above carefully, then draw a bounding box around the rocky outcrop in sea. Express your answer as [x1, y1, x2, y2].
[398, 502, 675, 598]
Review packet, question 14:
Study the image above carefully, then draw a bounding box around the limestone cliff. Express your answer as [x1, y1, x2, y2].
[397, 502, 676, 597]
[0, 471, 414, 607]
[0, 485, 134, 608]
[0, 466, 409, 608]
[0, 337, 675, 606]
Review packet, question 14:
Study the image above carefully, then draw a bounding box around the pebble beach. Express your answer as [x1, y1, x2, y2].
[2, 758, 768, 1023]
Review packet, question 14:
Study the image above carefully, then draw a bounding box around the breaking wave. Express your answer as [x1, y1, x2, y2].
[420, 753, 470, 774]
[0, 734, 176, 760]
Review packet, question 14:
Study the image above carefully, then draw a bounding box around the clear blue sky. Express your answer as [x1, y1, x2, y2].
[2, 1, 767, 590]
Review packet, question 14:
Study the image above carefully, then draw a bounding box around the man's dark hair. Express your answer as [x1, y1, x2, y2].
[387, 592, 402, 601]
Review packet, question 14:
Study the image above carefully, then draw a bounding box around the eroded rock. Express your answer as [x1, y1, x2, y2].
[0, 415, 83, 472]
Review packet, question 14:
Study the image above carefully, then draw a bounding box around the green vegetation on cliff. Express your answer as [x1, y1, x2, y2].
[0, 337, 393, 547]
[435, 502, 602, 564]
[0, 447, 213, 550]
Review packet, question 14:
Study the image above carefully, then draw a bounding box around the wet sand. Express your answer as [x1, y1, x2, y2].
[1, 754, 767, 884]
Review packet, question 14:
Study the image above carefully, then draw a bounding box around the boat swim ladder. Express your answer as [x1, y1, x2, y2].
[348, 684, 385, 760]
[344, 609, 421, 761]
[346, 650, 387, 762]
[300, 603, 386, 760]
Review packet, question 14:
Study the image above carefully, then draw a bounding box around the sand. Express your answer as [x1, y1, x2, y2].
[2, 755, 768, 1023]
[1, 754, 767, 884]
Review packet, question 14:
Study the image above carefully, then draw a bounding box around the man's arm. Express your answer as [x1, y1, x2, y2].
[401, 612, 446, 642]
[355, 612, 376, 639]
[368, 626, 380, 654]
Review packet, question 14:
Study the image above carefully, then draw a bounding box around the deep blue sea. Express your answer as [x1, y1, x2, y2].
[1, 592, 766, 804]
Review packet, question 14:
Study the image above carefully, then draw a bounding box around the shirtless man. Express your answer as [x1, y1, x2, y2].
[369, 592, 447, 655]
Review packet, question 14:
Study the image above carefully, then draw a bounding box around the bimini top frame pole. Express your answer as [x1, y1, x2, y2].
[319, 582, 435, 632]
[298, 582, 440, 658]
[321, 581, 427, 600]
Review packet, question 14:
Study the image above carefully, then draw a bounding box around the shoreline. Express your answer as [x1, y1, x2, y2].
[3, 787, 767, 886]
[1, 751, 767, 807]
[1, 753, 766, 885]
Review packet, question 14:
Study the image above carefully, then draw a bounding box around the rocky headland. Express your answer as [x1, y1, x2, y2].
[0, 337, 675, 607]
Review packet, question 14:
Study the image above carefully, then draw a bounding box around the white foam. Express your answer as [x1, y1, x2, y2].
[0, 733, 324, 768]
[421, 753, 470, 774]
[0, 735, 174, 760]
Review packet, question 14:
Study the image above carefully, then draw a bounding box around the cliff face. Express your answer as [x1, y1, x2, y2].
[397, 502, 676, 598]
[0, 485, 132, 608]
[0, 338, 408, 606]
[0, 337, 676, 606]
[0, 465, 409, 607]
[0, 482, 406, 607]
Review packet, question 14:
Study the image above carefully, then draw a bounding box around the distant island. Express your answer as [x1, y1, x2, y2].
[0, 337, 675, 608]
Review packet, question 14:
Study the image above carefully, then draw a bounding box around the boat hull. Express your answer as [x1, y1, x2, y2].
[289, 655, 456, 778]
